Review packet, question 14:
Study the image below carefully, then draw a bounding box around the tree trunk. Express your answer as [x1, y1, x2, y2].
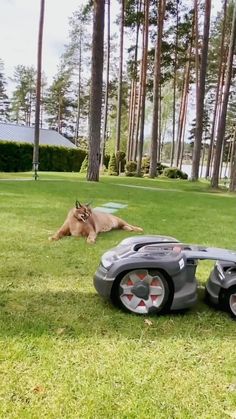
[74, 30, 82, 144]
[33, 0, 45, 180]
[224, 136, 232, 178]
[58, 101, 62, 134]
[158, 84, 162, 162]
[127, 0, 141, 162]
[127, 79, 135, 161]
[133, 55, 142, 162]
[205, 0, 227, 179]
[115, 0, 125, 162]
[149, 0, 166, 178]
[100, 0, 110, 168]
[191, 0, 211, 181]
[209, 59, 227, 177]
[137, 0, 149, 176]
[40, 83, 44, 128]
[211, 2, 236, 188]
[87, 0, 105, 182]
[179, 93, 188, 170]
[194, 0, 199, 106]
[229, 127, 236, 191]
[170, 0, 179, 167]
[174, 20, 193, 169]
[131, 82, 139, 161]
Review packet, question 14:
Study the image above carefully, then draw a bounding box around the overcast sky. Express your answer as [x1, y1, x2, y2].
[0, 0, 121, 90]
[0, 0, 222, 94]
[0, 0, 87, 85]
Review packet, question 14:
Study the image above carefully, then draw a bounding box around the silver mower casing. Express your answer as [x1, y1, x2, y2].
[94, 236, 236, 314]
[206, 261, 236, 305]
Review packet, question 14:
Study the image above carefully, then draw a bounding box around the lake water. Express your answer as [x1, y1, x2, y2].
[180, 164, 230, 179]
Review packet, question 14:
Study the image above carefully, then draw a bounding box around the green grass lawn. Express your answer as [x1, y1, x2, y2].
[0, 172, 235, 418]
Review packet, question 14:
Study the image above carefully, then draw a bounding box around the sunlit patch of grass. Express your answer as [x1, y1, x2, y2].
[0, 173, 235, 418]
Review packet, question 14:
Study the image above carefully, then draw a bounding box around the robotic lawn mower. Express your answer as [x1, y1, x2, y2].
[93, 235, 236, 318]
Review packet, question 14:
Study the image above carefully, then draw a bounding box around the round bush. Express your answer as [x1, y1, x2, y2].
[125, 160, 137, 176]
[163, 167, 188, 180]
[157, 162, 168, 175]
[108, 153, 118, 176]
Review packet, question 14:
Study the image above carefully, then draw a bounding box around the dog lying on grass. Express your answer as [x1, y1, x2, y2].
[49, 201, 143, 244]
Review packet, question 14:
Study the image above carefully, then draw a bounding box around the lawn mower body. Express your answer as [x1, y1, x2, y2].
[94, 235, 236, 316]
[206, 261, 236, 306]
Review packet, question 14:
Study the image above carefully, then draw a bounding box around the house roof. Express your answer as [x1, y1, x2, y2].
[0, 123, 76, 149]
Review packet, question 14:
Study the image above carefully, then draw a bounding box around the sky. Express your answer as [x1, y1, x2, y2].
[0, 0, 121, 92]
[0, 0, 222, 95]
[0, 0, 88, 87]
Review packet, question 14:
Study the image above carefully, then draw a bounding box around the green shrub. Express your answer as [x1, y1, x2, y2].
[39, 145, 53, 171]
[162, 167, 188, 179]
[104, 154, 110, 169]
[141, 157, 150, 174]
[67, 148, 85, 172]
[108, 153, 118, 176]
[181, 171, 188, 180]
[0, 141, 86, 172]
[141, 158, 168, 176]
[116, 151, 126, 162]
[116, 151, 126, 173]
[125, 160, 137, 177]
[157, 162, 168, 175]
[80, 155, 88, 174]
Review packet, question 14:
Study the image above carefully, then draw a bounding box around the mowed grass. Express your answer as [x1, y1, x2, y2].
[0, 172, 235, 419]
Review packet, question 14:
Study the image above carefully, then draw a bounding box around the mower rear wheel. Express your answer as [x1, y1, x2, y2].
[224, 286, 236, 319]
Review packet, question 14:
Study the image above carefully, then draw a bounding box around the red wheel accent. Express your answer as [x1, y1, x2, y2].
[138, 273, 146, 280]
[151, 279, 160, 286]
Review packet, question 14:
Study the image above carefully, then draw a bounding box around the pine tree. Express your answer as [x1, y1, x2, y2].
[0, 59, 9, 122]
[61, 6, 92, 141]
[10, 65, 36, 125]
[45, 69, 74, 136]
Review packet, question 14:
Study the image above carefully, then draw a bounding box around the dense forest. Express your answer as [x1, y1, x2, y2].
[0, 0, 236, 188]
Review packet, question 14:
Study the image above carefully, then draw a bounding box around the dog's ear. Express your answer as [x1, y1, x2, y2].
[86, 201, 92, 207]
[75, 200, 82, 209]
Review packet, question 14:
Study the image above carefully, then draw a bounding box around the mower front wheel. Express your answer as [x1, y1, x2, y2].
[111, 269, 172, 315]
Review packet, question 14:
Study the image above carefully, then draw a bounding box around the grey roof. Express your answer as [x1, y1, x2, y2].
[0, 123, 76, 149]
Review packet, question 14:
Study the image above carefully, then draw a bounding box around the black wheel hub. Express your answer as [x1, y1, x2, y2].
[131, 281, 150, 300]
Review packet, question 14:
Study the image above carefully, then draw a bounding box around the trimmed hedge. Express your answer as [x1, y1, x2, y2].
[108, 153, 118, 176]
[141, 158, 168, 176]
[0, 141, 87, 172]
[125, 160, 137, 177]
[162, 167, 188, 179]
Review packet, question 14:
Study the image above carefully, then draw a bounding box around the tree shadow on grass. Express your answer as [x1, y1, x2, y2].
[0, 288, 234, 340]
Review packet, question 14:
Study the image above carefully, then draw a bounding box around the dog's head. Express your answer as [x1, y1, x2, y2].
[73, 201, 92, 223]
